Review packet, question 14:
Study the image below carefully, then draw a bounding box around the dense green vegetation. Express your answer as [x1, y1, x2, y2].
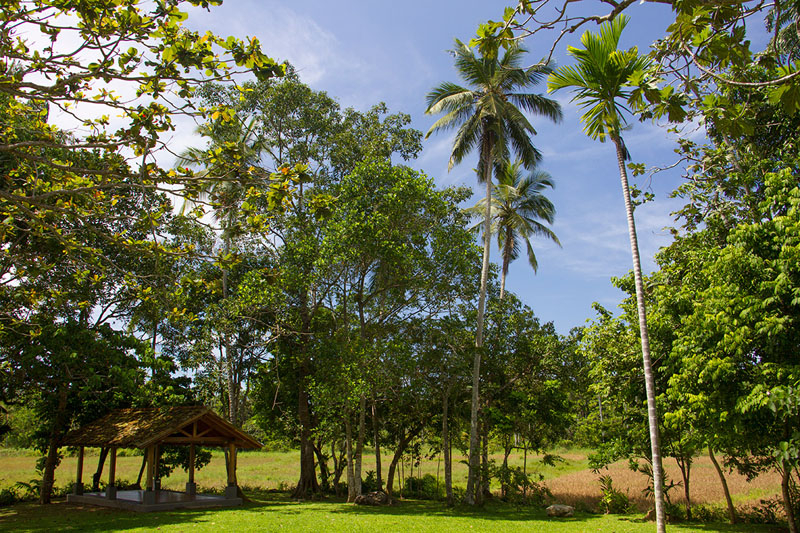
[1, 0, 800, 532]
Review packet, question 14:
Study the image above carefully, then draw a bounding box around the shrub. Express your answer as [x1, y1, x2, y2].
[494, 464, 552, 506]
[739, 498, 784, 524]
[0, 488, 18, 506]
[691, 504, 727, 523]
[598, 475, 632, 514]
[361, 471, 381, 493]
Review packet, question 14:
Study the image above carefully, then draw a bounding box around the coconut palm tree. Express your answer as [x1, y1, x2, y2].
[467, 159, 560, 299]
[178, 114, 266, 427]
[547, 15, 666, 532]
[425, 38, 561, 504]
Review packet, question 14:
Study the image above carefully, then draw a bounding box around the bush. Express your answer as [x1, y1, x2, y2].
[494, 464, 552, 506]
[691, 504, 728, 523]
[598, 475, 632, 514]
[0, 488, 19, 506]
[361, 471, 381, 493]
[739, 498, 784, 524]
[403, 474, 442, 500]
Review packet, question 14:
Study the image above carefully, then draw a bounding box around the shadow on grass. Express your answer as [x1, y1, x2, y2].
[0, 490, 785, 533]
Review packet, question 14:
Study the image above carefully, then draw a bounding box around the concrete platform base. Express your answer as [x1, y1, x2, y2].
[67, 489, 242, 512]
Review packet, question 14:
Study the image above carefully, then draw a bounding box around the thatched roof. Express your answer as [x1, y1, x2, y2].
[62, 406, 261, 449]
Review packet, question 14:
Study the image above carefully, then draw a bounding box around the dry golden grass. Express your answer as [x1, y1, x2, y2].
[546, 456, 782, 512]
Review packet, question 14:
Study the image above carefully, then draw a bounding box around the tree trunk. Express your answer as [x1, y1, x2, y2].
[708, 446, 737, 524]
[782, 460, 798, 533]
[313, 440, 330, 492]
[612, 135, 666, 533]
[480, 415, 490, 502]
[221, 237, 238, 427]
[386, 426, 423, 497]
[502, 442, 512, 499]
[39, 388, 68, 504]
[675, 455, 692, 520]
[372, 395, 382, 490]
[523, 443, 528, 498]
[465, 131, 494, 504]
[500, 237, 512, 300]
[292, 358, 319, 498]
[136, 454, 147, 489]
[442, 385, 453, 506]
[332, 440, 346, 496]
[40, 437, 61, 504]
[345, 412, 356, 502]
[91, 447, 110, 491]
[354, 394, 366, 497]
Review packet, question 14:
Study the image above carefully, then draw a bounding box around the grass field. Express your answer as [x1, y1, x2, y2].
[0, 448, 787, 532]
[0, 491, 786, 533]
[0, 447, 593, 493]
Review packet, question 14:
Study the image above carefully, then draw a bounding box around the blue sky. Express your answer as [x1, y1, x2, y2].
[185, 1, 692, 334]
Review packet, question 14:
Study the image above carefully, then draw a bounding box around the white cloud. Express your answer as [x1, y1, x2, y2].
[187, 2, 354, 87]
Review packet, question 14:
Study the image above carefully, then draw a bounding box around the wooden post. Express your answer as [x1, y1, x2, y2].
[186, 443, 196, 497]
[227, 442, 237, 486]
[225, 442, 238, 499]
[154, 444, 161, 490]
[74, 446, 84, 495]
[189, 444, 196, 484]
[144, 445, 156, 505]
[107, 448, 117, 500]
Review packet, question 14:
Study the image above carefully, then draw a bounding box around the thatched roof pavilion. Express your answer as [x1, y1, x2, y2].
[63, 406, 261, 512]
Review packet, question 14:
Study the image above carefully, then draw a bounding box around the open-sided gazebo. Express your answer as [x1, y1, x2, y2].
[63, 406, 261, 512]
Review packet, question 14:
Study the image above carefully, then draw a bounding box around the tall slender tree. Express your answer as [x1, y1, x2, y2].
[178, 112, 267, 426]
[548, 15, 666, 532]
[468, 159, 560, 299]
[425, 38, 561, 503]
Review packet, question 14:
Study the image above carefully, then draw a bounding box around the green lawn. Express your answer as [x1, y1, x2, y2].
[0, 491, 784, 533]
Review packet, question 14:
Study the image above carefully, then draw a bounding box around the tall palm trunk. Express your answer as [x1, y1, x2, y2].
[612, 135, 666, 532]
[465, 129, 494, 504]
[500, 233, 513, 299]
[221, 233, 237, 426]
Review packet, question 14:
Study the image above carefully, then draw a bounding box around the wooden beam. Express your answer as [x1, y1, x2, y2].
[75, 446, 84, 495]
[195, 427, 213, 438]
[160, 437, 232, 445]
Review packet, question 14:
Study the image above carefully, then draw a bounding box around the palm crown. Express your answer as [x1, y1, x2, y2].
[547, 15, 651, 149]
[467, 160, 560, 297]
[178, 115, 266, 240]
[425, 39, 562, 177]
